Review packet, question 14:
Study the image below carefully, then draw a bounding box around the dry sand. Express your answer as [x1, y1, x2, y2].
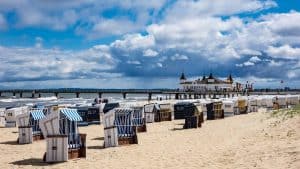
[0, 111, 299, 169]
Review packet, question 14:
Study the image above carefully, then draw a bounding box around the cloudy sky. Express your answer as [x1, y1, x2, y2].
[0, 0, 299, 89]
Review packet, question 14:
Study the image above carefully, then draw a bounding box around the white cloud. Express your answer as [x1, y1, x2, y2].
[262, 11, 300, 37]
[156, 63, 163, 68]
[0, 45, 117, 82]
[147, 16, 244, 60]
[143, 49, 158, 57]
[83, 19, 141, 39]
[170, 54, 188, 61]
[111, 34, 155, 50]
[34, 37, 43, 48]
[243, 61, 255, 66]
[165, 0, 277, 20]
[268, 60, 283, 67]
[287, 70, 298, 79]
[249, 56, 261, 62]
[127, 60, 141, 65]
[0, 0, 168, 34]
[266, 45, 300, 59]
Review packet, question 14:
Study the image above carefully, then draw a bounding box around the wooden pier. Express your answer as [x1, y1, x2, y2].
[0, 88, 299, 101]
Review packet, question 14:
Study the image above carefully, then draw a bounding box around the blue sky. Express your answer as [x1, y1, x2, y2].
[0, 0, 300, 89]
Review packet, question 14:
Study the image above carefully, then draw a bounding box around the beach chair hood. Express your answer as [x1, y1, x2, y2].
[30, 109, 46, 121]
[60, 109, 83, 121]
[16, 112, 30, 126]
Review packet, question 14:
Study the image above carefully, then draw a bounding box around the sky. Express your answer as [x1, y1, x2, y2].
[0, 0, 300, 89]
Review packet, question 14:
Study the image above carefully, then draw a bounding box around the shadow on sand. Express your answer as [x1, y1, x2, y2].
[91, 137, 104, 141]
[10, 158, 58, 166]
[171, 127, 185, 131]
[87, 145, 105, 149]
[0, 140, 18, 145]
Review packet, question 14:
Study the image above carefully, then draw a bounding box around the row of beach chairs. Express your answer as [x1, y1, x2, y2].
[3, 94, 299, 163]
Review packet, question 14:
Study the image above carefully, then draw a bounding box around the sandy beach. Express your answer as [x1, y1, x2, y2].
[0, 110, 299, 169]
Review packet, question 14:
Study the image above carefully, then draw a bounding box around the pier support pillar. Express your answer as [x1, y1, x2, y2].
[189, 94, 192, 99]
[38, 93, 41, 98]
[148, 93, 152, 101]
[54, 92, 58, 98]
[76, 92, 80, 98]
[122, 93, 127, 99]
[213, 94, 216, 99]
[0, 92, 1, 97]
[98, 93, 102, 98]
[20, 92, 23, 98]
[13, 92, 16, 97]
[32, 91, 35, 98]
[175, 93, 179, 100]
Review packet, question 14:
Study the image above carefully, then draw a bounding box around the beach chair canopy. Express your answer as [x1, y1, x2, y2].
[30, 109, 46, 120]
[0, 108, 5, 117]
[60, 109, 82, 121]
[16, 112, 30, 126]
[159, 103, 171, 111]
[103, 103, 120, 113]
[114, 108, 133, 117]
[144, 103, 160, 113]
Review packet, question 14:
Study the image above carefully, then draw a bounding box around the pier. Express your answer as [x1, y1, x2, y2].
[0, 88, 299, 101]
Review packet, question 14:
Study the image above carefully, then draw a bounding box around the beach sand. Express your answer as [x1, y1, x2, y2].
[0, 111, 299, 169]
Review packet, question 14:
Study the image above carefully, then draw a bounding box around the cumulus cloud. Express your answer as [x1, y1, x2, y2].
[170, 54, 188, 61]
[268, 60, 283, 67]
[0, 0, 167, 35]
[0, 45, 118, 82]
[249, 56, 261, 63]
[111, 34, 155, 50]
[236, 61, 255, 67]
[143, 49, 158, 57]
[266, 45, 300, 59]
[156, 63, 163, 68]
[127, 60, 141, 65]
[165, 0, 277, 19]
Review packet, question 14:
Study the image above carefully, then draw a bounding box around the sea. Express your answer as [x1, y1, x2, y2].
[0, 92, 174, 108]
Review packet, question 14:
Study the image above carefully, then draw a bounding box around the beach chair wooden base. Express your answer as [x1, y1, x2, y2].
[207, 110, 224, 120]
[5, 121, 16, 127]
[155, 112, 172, 122]
[118, 135, 138, 146]
[68, 133, 87, 159]
[239, 106, 248, 114]
[18, 126, 33, 144]
[68, 147, 86, 160]
[273, 103, 280, 110]
[33, 134, 44, 141]
[137, 124, 147, 133]
[184, 116, 202, 129]
[43, 133, 86, 163]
